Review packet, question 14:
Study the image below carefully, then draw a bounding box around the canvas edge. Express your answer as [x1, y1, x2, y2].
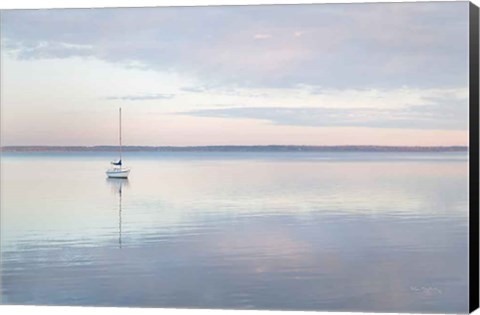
[470, 1, 480, 314]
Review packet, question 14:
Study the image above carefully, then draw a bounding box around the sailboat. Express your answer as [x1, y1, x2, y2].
[106, 108, 131, 178]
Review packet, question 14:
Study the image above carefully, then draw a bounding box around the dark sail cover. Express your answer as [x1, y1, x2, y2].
[111, 160, 122, 166]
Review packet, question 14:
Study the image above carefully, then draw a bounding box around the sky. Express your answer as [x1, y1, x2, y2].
[0, 2, 470, 146]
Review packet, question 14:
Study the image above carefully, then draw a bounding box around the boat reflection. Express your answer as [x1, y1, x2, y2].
[106, 178, 129, 248]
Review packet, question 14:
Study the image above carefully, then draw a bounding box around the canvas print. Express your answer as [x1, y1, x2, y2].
[0, 1, 478, 313]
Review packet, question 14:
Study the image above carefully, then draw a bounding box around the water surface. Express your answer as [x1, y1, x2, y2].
[0, 151, 469, 312]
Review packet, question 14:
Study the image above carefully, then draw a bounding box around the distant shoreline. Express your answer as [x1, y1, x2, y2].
[0, 145, 468, 153]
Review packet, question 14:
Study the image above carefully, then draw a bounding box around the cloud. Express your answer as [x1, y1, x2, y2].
[1, 2, 469, 89]
[4, 40, 94, 59]
[180, 86, 468, 130]
[180, 86, 207, 93]
[253, 33, 272, 40]
[182, 106, 467, 130]
[105, 93, 175, 101]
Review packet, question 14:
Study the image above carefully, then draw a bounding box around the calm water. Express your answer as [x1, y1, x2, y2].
[0, 151, 469, 312]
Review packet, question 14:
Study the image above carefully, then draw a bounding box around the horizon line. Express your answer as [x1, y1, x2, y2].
[1, 144, 469, 153]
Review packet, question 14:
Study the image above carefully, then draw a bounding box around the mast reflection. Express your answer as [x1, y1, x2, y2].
[106, 178, 129, 248]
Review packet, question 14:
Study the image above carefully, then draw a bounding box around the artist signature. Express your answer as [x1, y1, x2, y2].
[410, 286, 442, 296]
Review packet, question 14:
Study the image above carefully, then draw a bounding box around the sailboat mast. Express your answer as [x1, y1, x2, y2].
[119, 107, 122, 161]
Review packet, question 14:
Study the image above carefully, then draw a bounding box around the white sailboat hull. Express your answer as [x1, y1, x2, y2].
[106, 168, 130, 178]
